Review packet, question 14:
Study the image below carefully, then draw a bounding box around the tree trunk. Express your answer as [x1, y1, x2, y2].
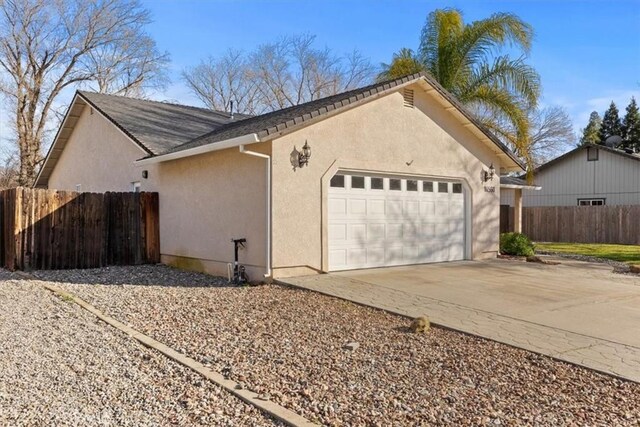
[17, 134, 39, 187]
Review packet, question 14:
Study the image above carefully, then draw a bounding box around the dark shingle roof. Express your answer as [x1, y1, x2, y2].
[160, 72, 524, 170]
[162, 77, 417, 154]
[78, 91, 251, 155]
[501, 176, 528, 186]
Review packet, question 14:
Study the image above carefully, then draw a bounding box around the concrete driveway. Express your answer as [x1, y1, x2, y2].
[282, 258, 640, 382]
[337, 259, 640, 347]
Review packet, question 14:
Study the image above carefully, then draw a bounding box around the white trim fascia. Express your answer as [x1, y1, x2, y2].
[416, 79, 524, 172]
[36, 93, 150, 188]
[34, 93, 81, 187]
[500, 184, 541, 190]
[135, 133, 260, 166]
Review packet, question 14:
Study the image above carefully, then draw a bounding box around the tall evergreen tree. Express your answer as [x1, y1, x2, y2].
[622, 97, 640, 152]
[579, 111, 602, 146]
[598, 101, 623, 145]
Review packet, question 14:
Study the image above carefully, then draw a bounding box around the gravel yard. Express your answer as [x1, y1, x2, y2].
[39, 265, 640, 426]
[536, 251, 634, 273]
[0, 271, 279, 426]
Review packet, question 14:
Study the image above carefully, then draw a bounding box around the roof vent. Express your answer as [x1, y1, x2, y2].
[403, 89, 414, 108]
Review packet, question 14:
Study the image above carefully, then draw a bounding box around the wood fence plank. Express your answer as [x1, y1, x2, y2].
[0, 187, 156, 271]
[523, 205, 640, 244]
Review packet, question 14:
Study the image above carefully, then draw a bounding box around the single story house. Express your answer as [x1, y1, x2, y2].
[501, 145, 640, 208]
[36, 72, 525, 280]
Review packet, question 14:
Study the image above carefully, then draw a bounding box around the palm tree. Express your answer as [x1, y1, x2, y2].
[379, 9, 540, 164]
[378, 48, 424, 80]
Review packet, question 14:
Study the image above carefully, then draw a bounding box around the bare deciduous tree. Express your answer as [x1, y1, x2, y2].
[476, 104, 575, 166]
[0, 0, 169, 186]
[182, 34, 376, 115]
[529, 106, 576, 165]
[0, 148, 19, 189]
[182, 50, 260, 114]
[83, 36, 169, 96]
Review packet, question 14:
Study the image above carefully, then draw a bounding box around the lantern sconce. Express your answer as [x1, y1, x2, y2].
[298, 140, 311, 168]
[482, 163, 495, 182]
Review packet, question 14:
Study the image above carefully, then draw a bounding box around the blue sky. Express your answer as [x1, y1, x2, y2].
[1, 0, 639, 157]
[142, 0, 640, 137]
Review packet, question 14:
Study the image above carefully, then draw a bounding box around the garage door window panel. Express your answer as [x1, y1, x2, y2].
[423, 181, 434, 192]
[351, 176, 365, 189]
[328, 173, 466, 270]
[331, 175, 345, 188]
[371, 177, 384, 190]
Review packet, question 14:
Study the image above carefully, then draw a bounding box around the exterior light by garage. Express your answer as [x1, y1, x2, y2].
[142, 170, 148, 179]
[298, 141, 311, 168]
[482, 163, 495, 182]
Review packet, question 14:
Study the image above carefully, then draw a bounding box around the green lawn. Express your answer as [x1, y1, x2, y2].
[535, 242, 640, 265]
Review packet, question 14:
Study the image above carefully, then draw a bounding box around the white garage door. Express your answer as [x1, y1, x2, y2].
[328, 173, 466, 271]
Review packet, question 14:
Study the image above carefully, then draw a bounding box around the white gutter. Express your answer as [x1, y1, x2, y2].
[239, 144, 272, 279]
[500, 184, 542, 190]
[135, 133, 260, 166]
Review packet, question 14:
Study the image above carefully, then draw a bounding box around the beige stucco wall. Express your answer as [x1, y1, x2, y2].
[45, 103, 269, 280]
[270, 84, 503, 278]
[47, 104, 148, 192]
[46, 84, 512, 281]
[143, 143, 271, 279]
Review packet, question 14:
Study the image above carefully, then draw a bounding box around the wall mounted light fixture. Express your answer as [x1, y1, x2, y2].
[482, 163, 495, 182]
[298, 141, 311, 168]
[142, 170, 149, 179]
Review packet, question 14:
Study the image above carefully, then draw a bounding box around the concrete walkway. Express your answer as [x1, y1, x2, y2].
[280, 258, 640, 383]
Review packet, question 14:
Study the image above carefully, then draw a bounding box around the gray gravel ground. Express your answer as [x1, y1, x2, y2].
[39, 265, 640, 426]
[0, 270, 279, 426]
[535, 250, 634, 273]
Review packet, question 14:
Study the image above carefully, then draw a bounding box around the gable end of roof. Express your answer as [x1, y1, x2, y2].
[534, 144, 640, 175]
[78, 92, 154, 156]
[156, 72, 524, 171]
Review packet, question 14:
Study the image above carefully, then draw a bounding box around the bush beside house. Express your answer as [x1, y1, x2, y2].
[500, 233, 535, 257]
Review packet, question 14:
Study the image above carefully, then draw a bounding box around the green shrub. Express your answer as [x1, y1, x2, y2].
[500, 232, 535, 256]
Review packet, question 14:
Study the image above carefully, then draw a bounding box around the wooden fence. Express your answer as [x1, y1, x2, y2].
[500, 205, 515, 233]
[0, 187, 159, 271]
[522, 205, 640, 245]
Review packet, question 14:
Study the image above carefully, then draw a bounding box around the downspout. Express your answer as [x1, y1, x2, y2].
[239, 145, 272, 278]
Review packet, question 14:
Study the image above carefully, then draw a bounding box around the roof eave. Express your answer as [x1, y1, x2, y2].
[34, 93, 84, 188]
[167, 74, 422, 156]
[256, 79, 420, 142]
[77, 92, 153, 156]
[413, 78, 525, 172]
[158, 74, 525, 171]
[534, 145, 640, 175]
[135, 133, 261, 165]
[500, 184, 541, 190]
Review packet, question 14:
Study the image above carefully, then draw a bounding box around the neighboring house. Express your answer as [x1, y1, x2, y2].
[36, 72, 524, 279]
[501, 145, 640, 208]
